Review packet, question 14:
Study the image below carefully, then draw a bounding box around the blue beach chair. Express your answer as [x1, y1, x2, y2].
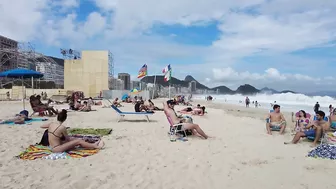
[111, 105, 154, 122]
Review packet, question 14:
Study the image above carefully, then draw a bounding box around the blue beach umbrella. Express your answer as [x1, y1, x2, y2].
[0, 68, 44, 109]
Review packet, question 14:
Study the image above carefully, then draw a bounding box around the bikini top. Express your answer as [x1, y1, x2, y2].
[48, 124, 66, 141]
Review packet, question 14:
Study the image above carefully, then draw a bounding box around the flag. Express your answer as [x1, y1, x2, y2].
[164, 68, 172, 82]
[162, 64, 171, 73]
[137, 64, 147, 78]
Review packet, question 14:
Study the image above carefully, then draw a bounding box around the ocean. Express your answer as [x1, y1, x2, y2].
[194, 93, 336, 115]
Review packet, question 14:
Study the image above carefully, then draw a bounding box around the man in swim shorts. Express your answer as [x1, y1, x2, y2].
[285, 110, 330, 147]
[266, 104, 286, 135]
[164, 100, 210, 139]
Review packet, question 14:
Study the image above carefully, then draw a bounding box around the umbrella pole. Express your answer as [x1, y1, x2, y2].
[22, 76, 25, 110]
[31, 76, 34, 96]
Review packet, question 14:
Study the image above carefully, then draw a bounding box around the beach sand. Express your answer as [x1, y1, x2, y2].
[0, 99, 335, 189]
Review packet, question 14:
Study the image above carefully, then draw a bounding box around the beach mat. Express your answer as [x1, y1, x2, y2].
[2, 118, 48, 125]
[68, 128, 112, 136]
[17, 145, 100, 160]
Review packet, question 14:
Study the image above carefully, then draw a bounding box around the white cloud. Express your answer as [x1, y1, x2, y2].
[1, 0, 336, 92]
[211, 67, 335, 92]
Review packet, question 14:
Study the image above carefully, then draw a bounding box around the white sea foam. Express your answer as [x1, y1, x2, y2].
[194, 93, 336, 114]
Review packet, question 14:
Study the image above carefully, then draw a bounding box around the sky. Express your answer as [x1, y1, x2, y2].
[0, 0, 336, 93]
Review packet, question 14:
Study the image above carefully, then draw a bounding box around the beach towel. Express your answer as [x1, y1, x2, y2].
[307, 144, 336, 160]
[17, 145, 100, 160]
[324, 132, 336, 145]
[1, 118, 48, 125]
[68, 128, 112, 136]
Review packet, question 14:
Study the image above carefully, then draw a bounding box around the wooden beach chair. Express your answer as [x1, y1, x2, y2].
[110, 105, 153, 122]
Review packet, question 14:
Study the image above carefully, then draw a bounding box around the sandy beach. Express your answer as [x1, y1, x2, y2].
[0, 99, 335, 189]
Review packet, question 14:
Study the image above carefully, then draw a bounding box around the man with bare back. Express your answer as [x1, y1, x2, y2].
[285, 110, 329, 147]
[266, 104, 286, 135]
[163, 100, 210, 139]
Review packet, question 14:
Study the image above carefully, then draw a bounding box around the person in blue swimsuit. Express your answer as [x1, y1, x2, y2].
[285, 111, 330, 147]
[329, 109, 336, 131]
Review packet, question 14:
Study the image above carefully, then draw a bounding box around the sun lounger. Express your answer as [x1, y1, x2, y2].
[111, 105, 153, 122]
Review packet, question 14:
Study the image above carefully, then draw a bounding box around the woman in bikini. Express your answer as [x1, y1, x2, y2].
[292, 110, 310, 133]
[329, 109, 336, 131]
[40, 109, 104, 153]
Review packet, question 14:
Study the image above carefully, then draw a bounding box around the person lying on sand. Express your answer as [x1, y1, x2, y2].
[0, 110, 31, 124]
[285, 111, 330, 147]
[266, 104, 286, 135]
[164, 100, 210, 139]
[40, 109, 104, 153]
[179, 104, 205, 116]
[113, 98, 123, 107]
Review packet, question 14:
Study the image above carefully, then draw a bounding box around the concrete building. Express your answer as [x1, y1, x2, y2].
[0, 35, 19, 72]
[35, 56, 64, 86]
[118, 73, 131, 90]
[64, 51, 109, 97]
[189, 81, 197, 93]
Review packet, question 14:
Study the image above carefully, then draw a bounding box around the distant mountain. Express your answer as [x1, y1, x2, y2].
[211, 86, 234, 94]
[140, 75, 209, 89]
[260, 87, 279, 94]
[236, 84, 260, 95]
[140, 75, 305, 95]
[280, 90, 296, 94]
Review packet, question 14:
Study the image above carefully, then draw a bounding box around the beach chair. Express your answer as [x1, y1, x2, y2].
[164, 110, 188, 141]
[110, 105, 153, 122]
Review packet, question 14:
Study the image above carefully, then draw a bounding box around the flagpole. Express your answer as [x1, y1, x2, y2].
[152, 74, 157, 99]
[168, 83, 171, 99]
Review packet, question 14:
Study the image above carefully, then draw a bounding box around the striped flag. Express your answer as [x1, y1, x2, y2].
[163, 65, 172, 82]
[162, 64, 171, 74]
[137, 64, 147, 78]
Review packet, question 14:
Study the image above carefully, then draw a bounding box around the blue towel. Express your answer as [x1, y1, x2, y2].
[2, 118, 48, 125]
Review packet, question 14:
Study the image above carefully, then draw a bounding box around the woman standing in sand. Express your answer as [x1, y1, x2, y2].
[40, 109, 104, 153]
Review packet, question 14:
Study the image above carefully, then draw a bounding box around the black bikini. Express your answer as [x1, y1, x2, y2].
[48, 124, 66, 149]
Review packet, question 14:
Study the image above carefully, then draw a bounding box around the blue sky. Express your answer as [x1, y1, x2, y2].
[1, 0, 336, 92]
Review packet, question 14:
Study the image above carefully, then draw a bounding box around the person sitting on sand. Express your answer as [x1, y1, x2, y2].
[0, 110, 31, 124]
[30, 95, 58, 116]
[134, 100, 154, 113]
[164, 100, 210, 139]
[113, 98, 122, 107]
[147, 99, 163, 111]
[79, 101, 91, 112]
[329, 109, 336, 131]
[285, 110, 330, 147]
[40, 109, 104, 153]
[292, 110, 310, 133]
[266, 104, 286, 135]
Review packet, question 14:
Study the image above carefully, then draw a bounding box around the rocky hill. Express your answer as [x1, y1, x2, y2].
[140, 75, 295, 95]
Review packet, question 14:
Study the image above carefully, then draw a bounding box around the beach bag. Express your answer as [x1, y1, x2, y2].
[39, 129, 49, 146]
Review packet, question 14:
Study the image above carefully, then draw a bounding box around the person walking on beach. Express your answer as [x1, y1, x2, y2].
[245, 97, 250, 107]
[314, 102, 320, 113]
[266, 104, 286, 135]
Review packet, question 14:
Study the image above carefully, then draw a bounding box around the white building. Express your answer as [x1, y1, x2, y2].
[35, 56, 64, 86]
